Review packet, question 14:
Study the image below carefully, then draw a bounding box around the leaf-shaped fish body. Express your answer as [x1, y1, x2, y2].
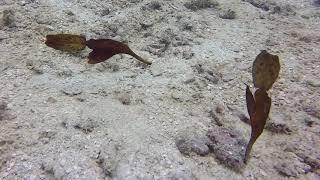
[245, 84, 255, 119]
[86, 39, 152, 65]
[252, 50, 280, 91]
[45, 34, 86, 52]
[244, 88, 271, 163]
[251, 89, 271, 139]
[88, 49, 117, 64]
[86, 39, 130, 54]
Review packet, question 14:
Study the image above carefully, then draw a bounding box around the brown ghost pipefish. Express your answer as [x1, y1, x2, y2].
[45, 34, 152, 65]
[86, 39, 151, 65]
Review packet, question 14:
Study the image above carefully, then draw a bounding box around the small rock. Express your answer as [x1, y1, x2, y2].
[150, 67, 164, 77]
[266, 122, 292, 134]
[117, 92, 131, 105]
[180, 21, 193, 31]
[284, 140, 320, 175]
[304, 117, 315, 127]
[61, 85, 83, 96]
[57, 68, 73, 77]
[1, 9, 15, 28]
[274, 163, 308, 177]
[0, 101, 15, 121]
[74, 118, 97, 134]
[38, 131, 57, 140]
[296, 154, 320, 174]
[96, 63, 120, 73]
[193, 64, 204, 74]
[64, 10, 74, 16]
[96, 147, 119, 177]
[184, 77, 196, 84]
[0, 139, 14, 146]
[215, 104, 225, 114]
[140, 19, 154, 29]
[0, 101, 7, 111]
[182, 50, 194, 59]
[0, 0, 14, 6]
[266, 112, 292, 134]
[193, 64, 221, 85]
[100, 8, 110, 16]
[243, 0, 270, 11]
[191, 92, 205, 100]
[303, 103, 320, 119]
[206, 127, 246, 171]
[32, 67, 44, 74]
[208, 109, 223, 126]
[299, 36, 312, 43]
[272, 6, 281, 14]
[42, 152, 104, 179]
[184, 0, 219, 11]
[171, 92, 188, 103]
[168, 170, 193, 180]
[219, 9, 236, 19]
[146, 43, 169, 57]
[26, 61, 45, 74]
[204, 74, 219, 84]
[110, 64, 119, 72]
[46, 97, 57, 103]
[229, 106, 250, 124]
[222, 73, 234, 82]
[175, 132, 210, 156]
[147, 1, 162, 10]
[306, 78, 320, 87]
[271, 5, 296, 16]
[36, 14, 53, 25]
[265, 38, 279, 46]
[76, 96, 86, 102]
[0, 62, 9, 72]
[18, 1, 27, 6]
[274, 155, 312, 177]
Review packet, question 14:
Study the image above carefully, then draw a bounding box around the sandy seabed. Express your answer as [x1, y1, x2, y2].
[0, 0, 319, 179]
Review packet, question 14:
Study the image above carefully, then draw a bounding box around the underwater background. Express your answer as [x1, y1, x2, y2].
[0, 0, 319, 179]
